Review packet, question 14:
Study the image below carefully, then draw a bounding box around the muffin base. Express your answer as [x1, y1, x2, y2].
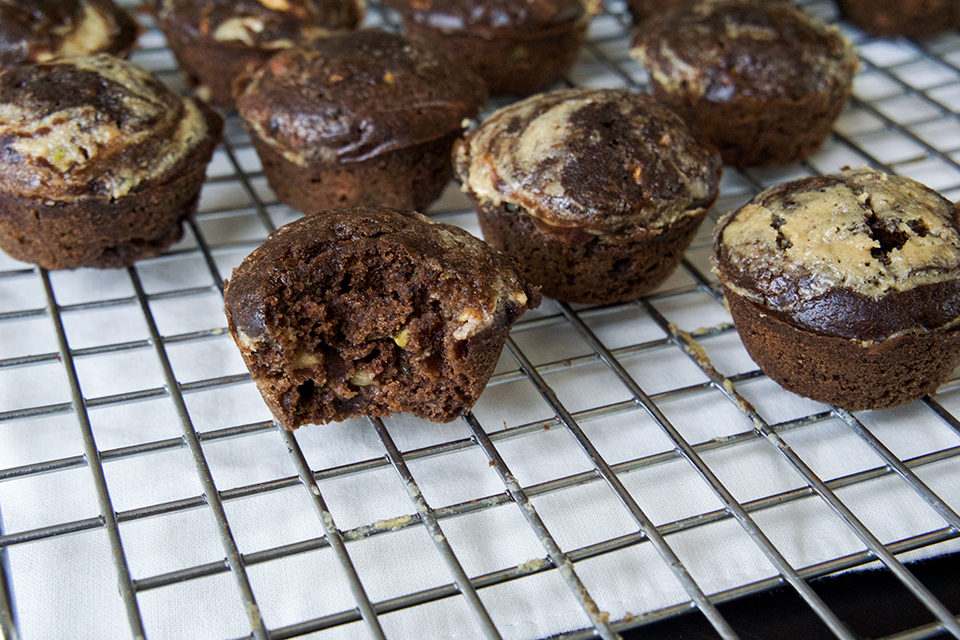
[725, 289, 960, 410]
[650, 85, 850, 168]
[0, 159, 212, 270]
[405, 23, 587, 97]
[251, 130, 461, 213]
[476, 200, 708, 304]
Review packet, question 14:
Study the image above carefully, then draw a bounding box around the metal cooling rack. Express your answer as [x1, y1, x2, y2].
[1, 1, 960, 639]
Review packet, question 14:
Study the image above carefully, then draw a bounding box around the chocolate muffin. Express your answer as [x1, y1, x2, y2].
[630, 0, 859, 168]
[0, 0, 139, 70]
[0, 54, 223, 270]
[384, 0, 601, 96]
[713, 167, 960, 411]
[236, 30, 488, 213]
[223, 206, 540, 428]
[623, 0, 688, 25]
[454, 88, 722, 304]
[836, 0, 960, 40]
[158, 0, 364, 108]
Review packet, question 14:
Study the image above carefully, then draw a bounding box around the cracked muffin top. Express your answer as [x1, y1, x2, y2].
[713, 167, 960, 341]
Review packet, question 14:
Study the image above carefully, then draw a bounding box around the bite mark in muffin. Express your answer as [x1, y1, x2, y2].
[223, 206, 540, 428]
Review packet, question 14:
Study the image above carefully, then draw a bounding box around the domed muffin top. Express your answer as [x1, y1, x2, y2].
[224, 206, 539, 345]
[454, 87, 722, 232]
[714, 167, 960, 340]
[0, 54, 217, 201]
[631, 0, 858, 102]
[236, 30, 488, 166]
[0, 0, 138, 70]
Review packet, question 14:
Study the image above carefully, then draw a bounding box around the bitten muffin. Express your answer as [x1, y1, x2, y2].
[836, 0, 960, 40]
[383, 0, 601, 96]
[713, 167, 960, 410]
[236, 30, 488, 213]
[158, 0, 364, 108]
[0, 0, 139, 70]
[454, 88, 722, 304]
[223, 206, 540, 428]
[0, 54, 223, 270]
[630, 0, 859, 168]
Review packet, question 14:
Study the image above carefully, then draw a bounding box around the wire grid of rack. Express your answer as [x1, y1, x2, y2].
[2, 1, 960, 639]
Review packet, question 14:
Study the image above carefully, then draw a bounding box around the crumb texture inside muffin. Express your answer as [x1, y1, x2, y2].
[224, 208, 537, 427]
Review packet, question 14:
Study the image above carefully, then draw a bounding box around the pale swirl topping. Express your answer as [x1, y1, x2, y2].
[0, 54, 211, 201]
[714, 167, 960, 339]
[0, 0, 136, 69]
[454, 88, 721, 232]
[718, 168, 960, 301]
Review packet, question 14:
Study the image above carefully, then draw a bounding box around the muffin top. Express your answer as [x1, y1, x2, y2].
[236, 30, 488, 166]
[159, 0, 363, 47]
[0, 0, 138, 69]
[713, 167, 960, 340]
[0, 54, 220, 201]
[453, 87, 722, 234]
[224, 206, 540, 346]
[630, 0, 858, 102]
[383, 0, 598, 37]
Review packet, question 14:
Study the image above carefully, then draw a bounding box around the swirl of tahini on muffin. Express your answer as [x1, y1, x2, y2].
[0, 0, 138, 69]
[0, 54, 213, 202]
[630, 0, 858, 103]
[453, 88, 721, 235]
[159, 0, 363, 49]
[713, 167, 960, 341]
[383, 0, 597, 38]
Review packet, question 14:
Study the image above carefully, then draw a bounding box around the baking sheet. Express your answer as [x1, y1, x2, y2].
[1, 1, 960, 639]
